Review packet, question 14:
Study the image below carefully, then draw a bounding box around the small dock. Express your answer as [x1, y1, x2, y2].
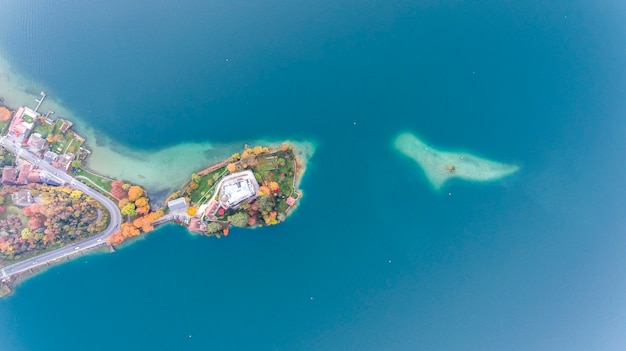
[34, 91, 46, 113]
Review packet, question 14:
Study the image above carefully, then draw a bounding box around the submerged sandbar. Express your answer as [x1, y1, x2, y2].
[394, 132, 519, 189]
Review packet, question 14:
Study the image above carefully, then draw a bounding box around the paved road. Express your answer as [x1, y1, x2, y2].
[0, 138, 122, 280]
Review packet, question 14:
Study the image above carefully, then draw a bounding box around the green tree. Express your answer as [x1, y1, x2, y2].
[206, 222, 223, 234]
[256, 194, 274, 213]
[228, 212, 249, 227]
[71, 160, 83, 168]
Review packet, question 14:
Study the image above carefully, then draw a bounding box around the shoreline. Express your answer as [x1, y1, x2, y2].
[0, 244, 110, 298]
[0, 52, 316, 295]
[0, 52, 317, 195]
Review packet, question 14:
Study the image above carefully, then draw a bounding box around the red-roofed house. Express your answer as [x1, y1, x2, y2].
[16, 161, 32, 185]
[27, 169, 42, 183]
[59, 120, 73, 133]
[188, 218, 207, 233]
[8, 107, 36, 141]
[203, 199, 220, 219]
[1, 166, 17, 185]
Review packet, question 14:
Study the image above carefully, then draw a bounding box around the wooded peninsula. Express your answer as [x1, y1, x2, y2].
[0, 95, 306, 298]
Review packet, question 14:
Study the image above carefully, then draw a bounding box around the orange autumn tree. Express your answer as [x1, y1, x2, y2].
[258, 185, 271, 196]
[107, 209, 164, 245]
[127, 185, 144, 201]
[227, 163, 237, 173]
[136, 204, 150, 215]
[134, 197, 148, 207]
[105, 181, 164, 245]
[0, 107, 11, 122]
[107, 223, 140, 245]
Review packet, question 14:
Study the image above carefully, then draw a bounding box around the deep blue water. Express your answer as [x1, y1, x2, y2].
[1, 1, 626, 350]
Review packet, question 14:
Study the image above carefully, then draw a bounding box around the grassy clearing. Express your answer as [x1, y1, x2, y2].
[48, 120, 84, 154]
[31, 121, 54, 136]
[0, 205, 28, 223]
[75, 169, 113, 192]
[64, 138, 82, 154]
[189, 166, 227, 204]
[0, 119, 11, 135]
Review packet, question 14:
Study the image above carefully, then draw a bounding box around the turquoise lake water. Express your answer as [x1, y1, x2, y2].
[1, 1, 626, 350]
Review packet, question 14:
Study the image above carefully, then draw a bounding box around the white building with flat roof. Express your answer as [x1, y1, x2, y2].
[217, 170, 260, 209]
[168, 197, 188, 212]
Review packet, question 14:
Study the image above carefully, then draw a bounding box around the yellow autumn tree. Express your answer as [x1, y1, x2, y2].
[269, 182, 280, 192]
[118, 198, 130, 209]
[187, 207, 198, 216]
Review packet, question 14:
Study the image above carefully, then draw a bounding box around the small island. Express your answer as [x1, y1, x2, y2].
[394, 132, 519, 189]
[168, 144, 302, 237]
[0, 93, 307, 298]
[106, 143, 305, 245]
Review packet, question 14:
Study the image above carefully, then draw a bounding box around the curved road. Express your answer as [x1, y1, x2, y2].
[0, 138, 122, 280]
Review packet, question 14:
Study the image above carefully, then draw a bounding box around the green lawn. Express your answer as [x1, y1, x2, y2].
[65, 138, 82, 154]
[47, 120, 84, 154]
[75, 169, 113, 192]
[0, 119, 11, 136]
[31, 122, 54, 137]
[189, 167, 227, 204]
[0, 205, 28, 223]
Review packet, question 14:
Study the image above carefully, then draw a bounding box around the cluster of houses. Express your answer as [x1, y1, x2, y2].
[1, 106, 89, 197]
[2, 160, 63, 188]
[6, 106, 86, 173]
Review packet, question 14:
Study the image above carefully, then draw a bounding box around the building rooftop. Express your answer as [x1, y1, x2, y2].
[44, 151, 59, 163]
[1, 166, 16, 185]
[168, 197, 188, 211]
[27, 169, 42, 184]
[188, 218, 207, 232]
[217, 170, 259, 209]
[11, 190, 33, 207]
[28, 133, 47, 151]
[59, 120, 73, 133]
[55, 153, 75, 171]
[39, 171, 62, 186]
[16, 161, 32, 185]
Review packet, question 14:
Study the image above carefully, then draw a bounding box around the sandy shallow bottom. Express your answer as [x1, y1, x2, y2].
[394, 132, 519, 190]
[0, 53, 316, 196]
